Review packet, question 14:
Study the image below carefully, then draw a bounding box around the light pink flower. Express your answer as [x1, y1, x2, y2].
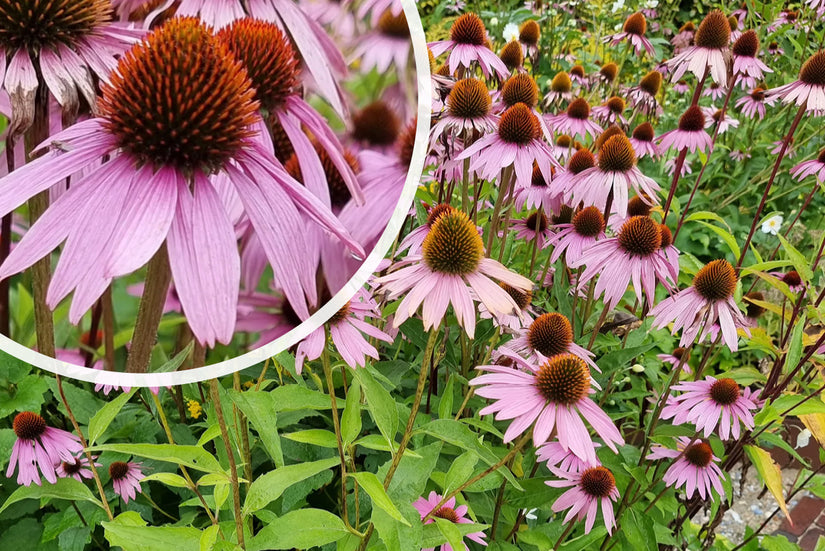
[547, 206, 606, 265]
[351, 9, 411, 73]
[667, 10, 731, 86]
[537, 441, 600, 473]
[605, 12, 654, 56]
[629, 122, 660, 159]
[657, 347, 692, 374]
[547, 465, 620, 534]
[498, 312, 599, 372]
[766, 51, 825, 112]
[658, 105, 713, 154]
[661, 377, 760, 440]
[732, 30, 772, 80]
[647, 437, 724, 500]
[57, 453, 100, 482]
[791, 149, 825, 181]
[470, 351, 624, 463]
[109, 460, 145, 503]
[412, 491, 487, 551]
[735, 87, 773, 120]
[545, 98, 603, 140]
[7, 412, 82, 486]
[429, 13, 508, 79]
[703, 107, 739, 134]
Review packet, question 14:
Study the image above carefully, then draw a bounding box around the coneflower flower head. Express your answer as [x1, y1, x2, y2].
[501, 73, 539, 108]
[448, 78, 491, 118]
[519, 19, 540, 46]
[668, 10, 731, 86]
[607, 12, 654, 56]
[109, 460, 145, 503]
[791, 147, 825, 181]
[629, 122, 659, 158]
[547, 97, 602, 140]
[500, 39, 523, 70]
[7, 411, 82, 486]
[352, 100, 400, 147]
[599, 62, 618, 83]
[498, 102, 541, 144]
[767, 50, 825, 112]
[731, 29, 771, 80]
[548, 465, 620, 534]
[545, 71, 573, 103]
[743, 291, 766, 320]
[648, 437, 724, 500]
[429, 12, 508, 78]
[658, 105, 712, 153]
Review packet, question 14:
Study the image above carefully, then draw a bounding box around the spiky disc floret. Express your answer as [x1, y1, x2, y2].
[329, 301, 351, 325]
[678, 105, 706, 132]
[618, 216, 661, 256]
[433, 507, 460, 523]
[427, 203, 454, 226]
[567, 98, 591, 120]
[535, 353, 590, 405]
[783, 270, 802, 287]
[450, 13, 486, 45]
[693, 259, 737, 302]
[553, 205, 573, 224]
[531, 163, 548, 186]
[710, 378, 740, 405]
[13, 411, 47, 440]
[580, 466, 616, 497]
[500, 40, 523, 69]
[528, 313, 573, 357]
[525, 210, 548, 232]
[684, 442, 713, 467]
[109, 461, 129, 480]
[0, 0, 110, 50]
[595, 125, 625, 151]
[568, 149, 595, 174]
[422, 210, 483, 275]
[800, 51, 825, 86]
[502, 73, 539, 107]
[694, 10, 730, 49]
[743, 291, 765, 319]
[627, 195, 652, 217]
[623, 12, 647, 35]
[659, 224, 673, 248]
[398, 118, 417, 167]
[632, 122, 655, 142]
[732, 29, 759, 57]
[570, 65, 585, 78]
[352, 101, 400, 146]
[600, 62, 618, 82]
[519, 19, 540, 45]
[498, 103, 540, 145]
[448, 78, 491, 119]
[639, 70, 662, 96]
[550, 71, 572, 92]
[572, 206, 605, 237]
[598, 134, 636, 172]
[500, 282, 532, 309]
[377, 9, 409, 38]
[217, 18, 299, 112]
[61, 459, 82, 474]
[606, 96, 625, 113]
[100, 17, 258, 173]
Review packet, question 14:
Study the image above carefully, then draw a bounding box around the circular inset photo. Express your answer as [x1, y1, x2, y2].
[0, 0, 429, 386]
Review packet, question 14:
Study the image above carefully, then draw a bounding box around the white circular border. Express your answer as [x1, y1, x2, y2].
[0, 0, 432, 387]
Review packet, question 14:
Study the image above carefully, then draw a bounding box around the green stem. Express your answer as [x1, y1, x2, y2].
[209, 380, 245, 548]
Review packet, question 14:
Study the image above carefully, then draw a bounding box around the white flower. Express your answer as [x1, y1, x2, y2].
[797, 428, 811, 449]
[644, 0, 659, 8]
[503, 22, 519, 42]
[611, 0, 625, 12]
[490, 17, 499, 26]
[761, 214, 783, 236]
[525, 508, 538, 520]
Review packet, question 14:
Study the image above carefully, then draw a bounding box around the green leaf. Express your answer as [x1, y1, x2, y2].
[247, 509, 349, 550]
[621, 509, 657, 551]
[267, 385, 343, 411]
[772, 394, 825, 416]
[199, 525, 220, 551]
[0, 374, 49, 418]
[87, 388, 137, 446]
[227, 389, 284, 466]
[350, 471, 410, 525]
[434, 518, 464, 551]
[103, 514, 201, 551]
[196, 424, 222, 447]
[694, 221, 741, 259]
[745, 445, 790, 521]
[90, 443, 224, 474]
[341, 377, 362, 446]
[0, 478, 102, 515]
[243, 457, 339, 514]
[282, 429, 338, 448]
[355, 367, 399, 446]
[438, 375, 456, 420]
[785, 313, 806, 376]
[151, 341, 194, 373]
[443, 452, 478, 494]
[420, 522, 491, 548]
[778, 234, 814, 282]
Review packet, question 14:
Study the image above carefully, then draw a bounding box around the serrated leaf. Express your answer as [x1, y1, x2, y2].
[246, 509, 348, 550]
[227, 389, 284, 466]
[355, 367, 398, 447]
[350, 471, 410, 525]
[243, 457, 338, 514]
[87, 388, 136, 446]
[0, 478, 102, 515]
[443, 452, 477, 494]
[745, 445, 791, 524]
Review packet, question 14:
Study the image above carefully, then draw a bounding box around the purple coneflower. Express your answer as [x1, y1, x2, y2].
[667, 10, 731, 86]
[552, 148, 595, 201]
[547, 465, 620, 534]
[729, 149, 751, 162]
[471, 351, 624, 462]
[459, 103, 557, 188]
[592, 96, 628, 126]
[791, 148, 825, 181]
[351, 9, 410, 73]
[662, 376, 759, 440]
[547, 206, 605, 265]
[598, 63, 619, 86]
[537, 441, 599, 473]
[770, 138, 797, 158]
[629, 122, 659, 159]
[658, 105, 713, 154]
[519, 19, 540, 58]
[665, 156, 692, 177]
[7, 412, 83, 486]
[647, 437, 724, 500]
[109, 460, 145, 503]
[0, 18, 361, 347]
[500, 312, 599, 372]
[606, 12, 654, 57]
[673, 79, 690, 94]
[479, 283, 534, 332]
[671, 21, 695, 53]
[412, 491, 487, 550]
[658, 224, 680, 281]
[732, 30, 771, 81]
[514, 164, 560, 215]
[573, 216, 676, 309]
[703, 107, 739, 134]
[56, 453, 99, 482]
[399, 203, 454, 257]
[544, 71, 575, 104]
[295, 289, 393, 373]
[770, 270, 804, 293]
[0, 0, 142, 136]
[510, 210, 552, 249]
[499, 39, 524, 72]
[568, 134, 660, 216]
[496, 74, 551, 140]
[628, 70, 663, 117]
[657, 346, 691, 373]
[703, 82, 726, 101]
[546, 98, 602, 140]
[552, 135, 578, 163]
[433, 77, 496, 142]
[377, 210, 532, 338]
[235, 288, 299, 347]
[649, 259, 749, 351]
[429, 13, 508, 79]
[355, 0, 403, 26]
[767, 51, 825, 112]
[735, 87, 772, 120]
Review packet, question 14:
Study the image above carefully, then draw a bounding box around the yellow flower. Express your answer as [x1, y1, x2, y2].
[243, 381, 254, 390]
[186, 399, 203, 420]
